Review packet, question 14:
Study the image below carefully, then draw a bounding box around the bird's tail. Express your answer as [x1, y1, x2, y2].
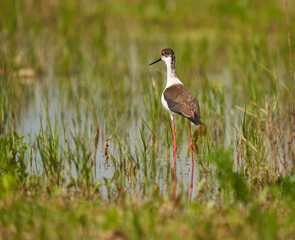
[188, 116, 208, 127]
[199, 121, 207, 127]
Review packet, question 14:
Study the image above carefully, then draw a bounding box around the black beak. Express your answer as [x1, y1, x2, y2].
[149, 58, 161, 66]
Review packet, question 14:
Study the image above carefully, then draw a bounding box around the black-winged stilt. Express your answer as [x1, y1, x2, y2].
[149, 48, 206, 199]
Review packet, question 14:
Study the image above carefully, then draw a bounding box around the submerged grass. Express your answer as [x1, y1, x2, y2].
[1, 0, 295, 238]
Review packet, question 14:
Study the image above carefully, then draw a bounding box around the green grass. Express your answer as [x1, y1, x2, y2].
[0, 0, 295, 239]
[1, 187, 295, 239]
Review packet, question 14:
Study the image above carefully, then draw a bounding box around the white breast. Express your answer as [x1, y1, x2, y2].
[165, 76, 183, 88]
[161, 56, 183, 118]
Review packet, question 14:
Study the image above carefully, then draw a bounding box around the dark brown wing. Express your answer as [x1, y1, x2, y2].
[164, 83, 205, 126]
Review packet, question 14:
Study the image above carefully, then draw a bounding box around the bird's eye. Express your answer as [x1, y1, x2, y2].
[161, 52, 164, 56]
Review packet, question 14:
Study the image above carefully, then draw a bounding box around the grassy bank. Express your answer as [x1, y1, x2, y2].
[1, 190, 295, 240]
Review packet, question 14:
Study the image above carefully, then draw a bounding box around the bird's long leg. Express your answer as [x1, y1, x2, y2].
[189, 121, 194, 201]
[172, 118, 177, 170]
[172, 117, 177, 201]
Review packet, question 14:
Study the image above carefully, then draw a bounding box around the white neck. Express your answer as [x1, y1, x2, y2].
[162, 56, 183, 88]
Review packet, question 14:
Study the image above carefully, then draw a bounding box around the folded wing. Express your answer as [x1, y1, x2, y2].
[163, 84, 205, 126]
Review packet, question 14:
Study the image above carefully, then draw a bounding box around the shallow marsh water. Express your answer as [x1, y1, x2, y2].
[17, 73, 212, 200]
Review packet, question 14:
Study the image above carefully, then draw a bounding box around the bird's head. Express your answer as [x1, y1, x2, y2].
[149, 48, 175, 66]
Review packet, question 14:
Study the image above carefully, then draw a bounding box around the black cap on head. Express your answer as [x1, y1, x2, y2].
[161, 48, 175, 57]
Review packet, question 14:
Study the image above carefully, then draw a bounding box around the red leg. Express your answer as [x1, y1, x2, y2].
[172, 118, 177, 170]
[189, 122, 194, 201]
[172, 118, 177, 201]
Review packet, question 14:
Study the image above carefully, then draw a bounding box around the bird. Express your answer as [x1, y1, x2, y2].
[149, 48, 206, 199]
